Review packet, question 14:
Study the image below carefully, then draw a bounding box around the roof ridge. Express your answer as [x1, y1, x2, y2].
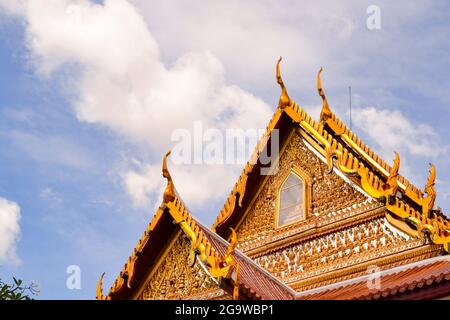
[328, 111, 423, 198]
[212, 107, 284, 230]
[201, 223, 297, 297]
[295, 255, 450, 298]
[211, 61, 449, 253]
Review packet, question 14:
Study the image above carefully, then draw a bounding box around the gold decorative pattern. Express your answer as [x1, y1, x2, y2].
[276, 57, 291, 109]
[235, 131, 367, 250]
[212, 107, 284, 231]
[103, 153, 243, 299]
[423, 164, 437, 215]
[281, 101, 449, 252]
[162, 151, 238, 279]
[318, 67, 332, 124]
[104, 59, 450, 301]
[162, 150, 176, 203]
[96, 273, 110, 300]
[291, 244, 440, 292]
[139, 236, 217, 300]
[318, 68, 344, 135]
[384, 152, 400, 197]
[253, 217, 426, 285]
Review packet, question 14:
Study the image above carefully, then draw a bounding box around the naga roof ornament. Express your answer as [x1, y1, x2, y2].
[276, 57, 291, 109]
[423, 163, 437, 214]
[96, 272, 110, 300]
[318, 67, 332, 123]
[162, 150, 176, 203]
[384, 151, 400, 198]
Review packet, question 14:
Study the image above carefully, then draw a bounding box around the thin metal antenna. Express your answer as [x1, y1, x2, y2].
[349, 86, 352, 130]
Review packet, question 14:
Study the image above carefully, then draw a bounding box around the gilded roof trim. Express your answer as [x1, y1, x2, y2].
[99, 153, 248, 299]
[212, 60, 449, 253]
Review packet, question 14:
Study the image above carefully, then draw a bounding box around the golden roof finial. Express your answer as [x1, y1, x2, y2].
[96, 272, 109, 300]
[276, 57, 291, 109]
[426, 163, 436, 191]
[385, 152, 400, 195]
[424, 163, 436, 211]
[162, 150, 176, 203]
[318, 67, 332, 123]
[219, 227, 238, 271]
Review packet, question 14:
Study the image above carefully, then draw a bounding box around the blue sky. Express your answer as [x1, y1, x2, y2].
[0, 0, 449, 299]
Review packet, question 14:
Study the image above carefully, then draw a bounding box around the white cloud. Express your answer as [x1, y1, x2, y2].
[129, 1, 446, 99]
[0, 197, 21, 266]
[0, 0, 24, 15]
[2, 0, 448, 212]
[0, 0, 272, 209]
[353, 107, 444, 158]
[352, 107, 449, 184]
[124, 160, 241, 209]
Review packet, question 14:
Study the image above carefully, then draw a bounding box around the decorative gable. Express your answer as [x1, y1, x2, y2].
[138, 234, 220, 300]
[235, 130, 368, 252]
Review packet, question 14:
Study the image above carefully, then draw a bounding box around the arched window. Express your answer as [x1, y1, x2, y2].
[277, 172, 305, 227]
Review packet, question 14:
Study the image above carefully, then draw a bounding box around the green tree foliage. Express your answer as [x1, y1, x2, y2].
[0, 277, 39, 300]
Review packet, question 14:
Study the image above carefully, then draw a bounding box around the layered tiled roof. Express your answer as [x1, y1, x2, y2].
[100, 59, 449, 300]
[212, 59, 449, 253]
[98, 152, 295, 300]
[296, 255, 450, 300]
[200, 223, 295, 300]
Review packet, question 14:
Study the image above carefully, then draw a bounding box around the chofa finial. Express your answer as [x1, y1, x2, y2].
[162, 150, 176, 203]
[392, 152, 400, 175]
[276, 57, 291, 109]
[96, 272, 109, 300]
[426, 163, 436, 191]
[318, 67, 332, 123]
[425, 163, 436, 199]
[385, 152, 400, 195]
[421, 163, 437, 215]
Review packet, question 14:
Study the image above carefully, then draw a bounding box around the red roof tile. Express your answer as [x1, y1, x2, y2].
[199, 223, 295, 300]
[297, 256, 450, 300]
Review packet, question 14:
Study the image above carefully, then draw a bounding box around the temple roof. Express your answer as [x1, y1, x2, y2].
[212, 58, 449, 253]
[97, 152, 295, 300]
[200, 223, 296, 300]
[296, 255, 450, 300]
[99, 59, 450, 300]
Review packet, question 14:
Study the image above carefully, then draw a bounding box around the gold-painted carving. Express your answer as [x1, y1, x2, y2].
[212, 108, 284, 231]
[324, 138, 358, 175]
[253, 217, 423, 283]
[276, 57, 291, 109]
[317, 68, 344, 135]
[140, 236, 217, 300]
[236, 132, 367, 250]
[422, 164, 436, 215]
[384, 152, 400, 196]
[96, 273, 110, 300]
[162, 150, 176, 203]
[318, 67, 331, 123]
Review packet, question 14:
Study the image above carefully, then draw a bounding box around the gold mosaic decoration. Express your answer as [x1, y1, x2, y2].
[139, 236, 217, 300]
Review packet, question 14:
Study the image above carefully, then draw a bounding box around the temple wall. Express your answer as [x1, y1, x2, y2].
[138, 235, 221, 300]
[234, 130, 440, 290]
[236, 130, 368, 251]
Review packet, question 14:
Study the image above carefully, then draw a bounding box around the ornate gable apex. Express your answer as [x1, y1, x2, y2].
[97, 152, 294, 300]
[212, 58, 450, 253]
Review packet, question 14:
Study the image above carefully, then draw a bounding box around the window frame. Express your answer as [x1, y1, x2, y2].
[275, 166, 311, 228]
